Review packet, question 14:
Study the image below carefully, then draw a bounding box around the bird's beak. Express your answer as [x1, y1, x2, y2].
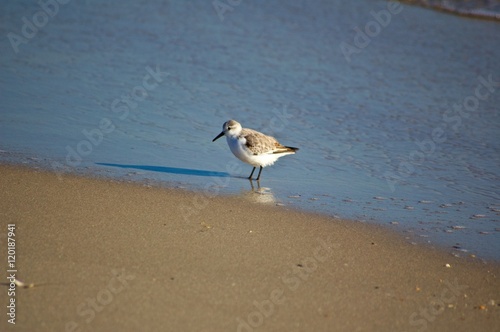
[212, 131, 224, 142]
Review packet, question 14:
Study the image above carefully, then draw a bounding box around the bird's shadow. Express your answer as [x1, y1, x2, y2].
[96, 163, 231, 178]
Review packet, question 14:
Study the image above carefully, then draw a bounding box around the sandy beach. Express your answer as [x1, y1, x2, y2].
[0, 165, 498, 331]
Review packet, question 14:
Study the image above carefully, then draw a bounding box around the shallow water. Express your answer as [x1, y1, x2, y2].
[1, 0, 499, 260]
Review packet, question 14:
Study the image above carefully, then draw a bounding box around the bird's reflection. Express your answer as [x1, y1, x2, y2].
[242, 180, 277, 205]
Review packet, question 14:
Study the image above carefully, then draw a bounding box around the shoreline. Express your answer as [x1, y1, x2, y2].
[1, 157, 496, 263]
[1, 164, 499, 331]
[399, 0, 500, 21]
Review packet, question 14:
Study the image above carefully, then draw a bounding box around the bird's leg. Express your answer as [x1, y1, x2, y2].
[248, 167, 256, 180]
[256, 166, 263, 181]
[248, 179, 255, 191]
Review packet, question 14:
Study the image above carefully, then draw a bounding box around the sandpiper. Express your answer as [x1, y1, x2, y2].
[212, 120, 298, 181]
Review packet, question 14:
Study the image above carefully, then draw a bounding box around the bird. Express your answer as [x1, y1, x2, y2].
[212, 120, 298, 181]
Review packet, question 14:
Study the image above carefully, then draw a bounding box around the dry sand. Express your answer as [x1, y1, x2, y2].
[0, 165, 499, 332]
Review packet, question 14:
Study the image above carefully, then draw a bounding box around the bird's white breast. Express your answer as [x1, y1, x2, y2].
[226, 135, 280, 167]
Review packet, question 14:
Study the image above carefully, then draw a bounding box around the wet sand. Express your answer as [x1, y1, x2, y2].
[0, 165, 499, 331]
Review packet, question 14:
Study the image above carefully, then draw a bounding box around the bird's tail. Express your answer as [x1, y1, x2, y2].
[274, 146, 299, 154]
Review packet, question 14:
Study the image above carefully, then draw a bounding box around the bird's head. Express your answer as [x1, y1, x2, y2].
[212, 119, 242, 141]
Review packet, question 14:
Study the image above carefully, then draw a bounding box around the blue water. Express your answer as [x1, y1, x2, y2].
[1, 0, 499, 260]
